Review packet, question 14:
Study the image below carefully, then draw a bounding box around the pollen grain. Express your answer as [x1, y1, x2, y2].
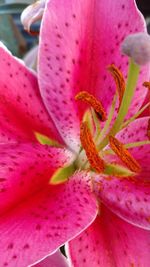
[143, 81, 150, 90]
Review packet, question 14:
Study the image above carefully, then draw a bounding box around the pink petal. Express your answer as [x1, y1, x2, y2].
[0, 172, 97, 267]
[0, 42, 62, 144]
[38, 0, 148, 151]
[68, 205, 150, 267]
[95, 174, 150, 230]
[140, 90, 150, 116]
[33, 250, 68, 267]
[0, 143, 73, 215]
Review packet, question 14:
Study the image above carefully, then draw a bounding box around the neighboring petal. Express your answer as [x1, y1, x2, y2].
[117, 117, 149, 143]
[33, 250, 68, 267]
[0, 42, 62, 144]
[95, 174, 150, 230]
[0, 143, 73, 215]
[38, 0, 148, 151]
[21, 0, 46, 32]
[140, 90, 150, 116]
[0, 172, 97, 267]
[67, 206, 150, 267]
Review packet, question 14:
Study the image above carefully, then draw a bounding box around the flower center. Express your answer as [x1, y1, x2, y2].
[74, 62, 150, 178]
[36, 62, 150, 184]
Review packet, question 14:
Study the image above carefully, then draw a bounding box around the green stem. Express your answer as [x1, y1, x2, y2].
[98, 59, 140, 150]
[122, 102, 150, 129]
[91, 108, 101, 139]
[97, 93, 117, 147]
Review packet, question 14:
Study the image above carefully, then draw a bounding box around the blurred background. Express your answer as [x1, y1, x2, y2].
[0, 0, 149, 58]
[136, 0, 150, 32]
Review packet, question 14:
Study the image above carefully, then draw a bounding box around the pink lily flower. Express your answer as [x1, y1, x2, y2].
[38, 0, 150, 266]
[0, 1, 150, 267]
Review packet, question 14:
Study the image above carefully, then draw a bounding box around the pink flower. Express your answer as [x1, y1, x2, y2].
[38, 0, 150, 266]
[0, 0, 150, 267]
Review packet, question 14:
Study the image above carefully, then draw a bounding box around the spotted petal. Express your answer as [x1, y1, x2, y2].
[67, 206, 150, 267]
[0, 42, 62, 144]
[96, 117, 150, 229]
[0, 172, 97, 267]
[0, 143, 73, 215]
[38, 0, 148, 152]
[32, 250, 68, 267]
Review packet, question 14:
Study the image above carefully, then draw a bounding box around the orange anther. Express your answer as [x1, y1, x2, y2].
[108, 64, 125, 107]
[109, 136, 141, 173]
[143, 81, 150, 89]
[75, 91, 107, 121]
[80, 122, 105, 172]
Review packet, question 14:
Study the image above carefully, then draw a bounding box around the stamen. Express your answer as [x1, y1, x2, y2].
[109, 136, 141, 173]
[108, 64, 125, 107]
[80, 122, 105, 172]
[104, 140, 150, 155]
[75, 91, 107, 121]
[148, 119, 150, 140]
[143, 81, 150, 90]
